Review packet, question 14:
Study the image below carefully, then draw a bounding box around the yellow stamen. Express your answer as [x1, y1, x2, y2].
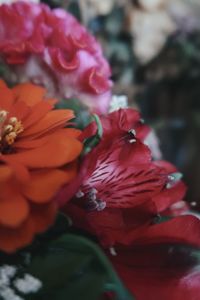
[0, 114, 24, 149]
[0, 110, 8, 122]
[5, 132, 17, 145]
[9, 117, 18, 124]
[14, 121, 24, 135]
[3, 124, 13, 134]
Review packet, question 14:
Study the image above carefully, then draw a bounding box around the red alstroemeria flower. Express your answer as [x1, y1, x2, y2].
[0, 80, 82, 253]
[80, 108, 161, 159]
[109, 215, 200, 300]
[60, 109, 186, 246]
[0, 1, 112, 113]
[81, 108, 150, 143]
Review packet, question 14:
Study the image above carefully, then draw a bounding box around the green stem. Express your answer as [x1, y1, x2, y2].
[64, 234, 134, 300]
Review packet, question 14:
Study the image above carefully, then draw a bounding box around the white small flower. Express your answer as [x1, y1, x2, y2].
[0, 287, 23, 300]
[109, 95, 128, 112]
[0, 265, 17, 288]
[0, 265, 16, 279]
[14, 274, 42, 294]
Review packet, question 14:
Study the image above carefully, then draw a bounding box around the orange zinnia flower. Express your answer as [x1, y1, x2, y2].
[0, 80, 82, 253]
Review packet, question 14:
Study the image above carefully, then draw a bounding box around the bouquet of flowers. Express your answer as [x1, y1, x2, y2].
[0, 1, 200, 300]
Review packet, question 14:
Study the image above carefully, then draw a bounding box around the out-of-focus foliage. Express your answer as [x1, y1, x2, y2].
[0, 215, 134, 300]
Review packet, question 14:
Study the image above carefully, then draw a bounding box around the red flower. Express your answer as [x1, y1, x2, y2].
[0, 1, 112, 113]
[81, 108, 150, 142]
[61, 109, 186, 246]
[109, 215, 200, 300]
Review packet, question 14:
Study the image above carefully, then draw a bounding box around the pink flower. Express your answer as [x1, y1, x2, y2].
[60, 109, 186, 246]
[0, 1, 112, 113]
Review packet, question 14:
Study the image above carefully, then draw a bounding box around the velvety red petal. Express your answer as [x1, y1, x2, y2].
[153, 181, 187, 213]
[112, 259, 200, 300]
[110, 216, 200, 300]
[132, 216, 200, 247]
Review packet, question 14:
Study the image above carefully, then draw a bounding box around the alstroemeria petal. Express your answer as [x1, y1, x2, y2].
[153, 181, 187, 212]
[110, 216, 200, 300]
[133, 215, 200, 247]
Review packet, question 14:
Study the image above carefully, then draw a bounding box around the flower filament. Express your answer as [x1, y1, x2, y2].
[0, 110, 23, 153]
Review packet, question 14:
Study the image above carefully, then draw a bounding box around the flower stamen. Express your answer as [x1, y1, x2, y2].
[0, 110, 8, 123]
[85, 188, 106, 211]
[0, 111, 24, 152]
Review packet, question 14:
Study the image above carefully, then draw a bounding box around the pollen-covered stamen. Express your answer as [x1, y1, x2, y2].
[88, 188, 97, 201]
[128, 128, 137, 143]
[0, 113, 24, 152]
[5, 131, 17, 145]
[76, 190, 85, 198]
[0, 110, 8, 137]
[128, 129, 136, 136]
[129, 138, 136, 143]
[96, 200, 106, 211]
[0, 110, 8, 123]
[3, 118, 23, 146]
[85, 188, 106, 211]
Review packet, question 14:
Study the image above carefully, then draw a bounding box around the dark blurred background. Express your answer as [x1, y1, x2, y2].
[42, 0, 200, 209]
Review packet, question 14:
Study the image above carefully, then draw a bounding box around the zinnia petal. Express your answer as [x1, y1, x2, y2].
[0, 218, 34, 253]
[0, 191, 29, 228]
[12, 82, 46, 106]
[0, 165, 13, 182]
[0, 80, 82, 253]
[22, 169, 76, 203]
[22, 109, 74, 137]
[5, 129, 82, 168]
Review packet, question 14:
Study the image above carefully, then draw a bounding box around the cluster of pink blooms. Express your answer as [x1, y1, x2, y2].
[0, 1, 112, 113]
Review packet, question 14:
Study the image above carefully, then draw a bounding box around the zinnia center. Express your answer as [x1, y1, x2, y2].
[0, 110, 23, 153]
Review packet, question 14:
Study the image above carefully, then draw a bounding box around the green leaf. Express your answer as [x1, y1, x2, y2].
[0, 233, 134, 300]
[152, 214, 172, 224]
[56, 98, 92, 130]
[82, 114, 103, 155]
[26, 234, 134, 300]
